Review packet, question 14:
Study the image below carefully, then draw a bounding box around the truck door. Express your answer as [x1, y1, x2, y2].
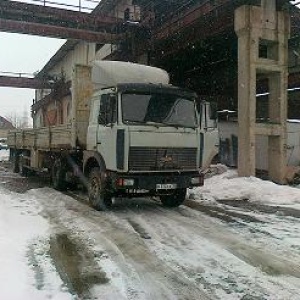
[87, 96, 100, 151]
[96, 93, 119, 170]
[199, 102, 219, 168]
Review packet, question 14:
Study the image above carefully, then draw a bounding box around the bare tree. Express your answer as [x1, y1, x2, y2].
[5, 107, 31, 129]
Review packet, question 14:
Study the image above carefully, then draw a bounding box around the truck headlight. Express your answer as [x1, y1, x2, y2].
[123, 179, 135, 186]
[116, 178, 135, 187]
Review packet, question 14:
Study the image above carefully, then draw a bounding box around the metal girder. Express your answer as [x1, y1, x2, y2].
[148, 1, 235, 60]
[0, 0, 124, 42]
[150, 0, 295, 53]
[0, 18, 122, 43]
[153, 0, 235, 41]
[0, 0, 119, 28]
[0, 75, 52, 89]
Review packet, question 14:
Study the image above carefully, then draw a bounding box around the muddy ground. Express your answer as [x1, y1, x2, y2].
[1, 159, 300, 299]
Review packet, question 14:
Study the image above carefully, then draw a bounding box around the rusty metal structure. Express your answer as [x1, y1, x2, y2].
[0, 74, 50, 89]
[0, 0, 300, 116]
[0, 0, 123, 42]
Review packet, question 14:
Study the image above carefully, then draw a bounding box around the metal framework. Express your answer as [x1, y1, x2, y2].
[1, 0, 300, 92]
[0, 0, 124, 42]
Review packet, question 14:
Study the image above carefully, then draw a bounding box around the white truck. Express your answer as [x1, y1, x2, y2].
[8, 61, 218, 210]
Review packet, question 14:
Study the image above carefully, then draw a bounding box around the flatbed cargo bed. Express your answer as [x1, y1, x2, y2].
[7, 124, 73, 150]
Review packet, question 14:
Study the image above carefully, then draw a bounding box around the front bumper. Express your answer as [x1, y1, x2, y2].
[108, 171, 204, 194]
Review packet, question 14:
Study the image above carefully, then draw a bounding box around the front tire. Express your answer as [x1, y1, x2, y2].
[88, 167, 112, 211]
[160, 188, 186, 207]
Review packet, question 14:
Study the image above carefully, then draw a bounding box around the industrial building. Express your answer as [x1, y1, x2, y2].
[1, 0, 300, 182]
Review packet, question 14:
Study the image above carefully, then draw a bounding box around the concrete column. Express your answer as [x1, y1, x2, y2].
[71, 64, 93, 148]
[235, 6, 260, 177]
[235, 1, 290, 183]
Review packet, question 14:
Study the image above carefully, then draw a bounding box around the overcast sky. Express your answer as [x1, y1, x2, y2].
[0, 0, 98, 122]
[0, 32, 65, 120]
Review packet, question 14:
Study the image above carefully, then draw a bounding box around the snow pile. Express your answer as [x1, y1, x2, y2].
[0, 149, 9, 161]
[191, 167, 300, 207]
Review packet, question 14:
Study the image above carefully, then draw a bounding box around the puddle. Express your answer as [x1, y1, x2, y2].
[49, 233, 109, 298]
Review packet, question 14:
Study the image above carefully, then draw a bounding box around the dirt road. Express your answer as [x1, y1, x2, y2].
[1, 160, 300, 299]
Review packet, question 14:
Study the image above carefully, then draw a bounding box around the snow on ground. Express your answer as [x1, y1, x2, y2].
[1, 158, 300, 299]
[0, 187, 73, 300]
[190, 164, 300, 208]
[0, 149, 9, 161]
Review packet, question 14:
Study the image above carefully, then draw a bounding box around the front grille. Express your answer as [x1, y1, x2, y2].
[128, 147, 197, 171]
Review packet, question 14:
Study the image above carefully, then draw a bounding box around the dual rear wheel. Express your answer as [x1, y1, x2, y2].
[13, 151, 29, 176]
[51, 158, 67, 191]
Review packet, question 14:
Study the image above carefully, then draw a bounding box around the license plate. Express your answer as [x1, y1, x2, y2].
[156, 183, 177, 190]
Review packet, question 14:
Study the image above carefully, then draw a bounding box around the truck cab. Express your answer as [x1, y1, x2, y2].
[84, 81, 218, 210]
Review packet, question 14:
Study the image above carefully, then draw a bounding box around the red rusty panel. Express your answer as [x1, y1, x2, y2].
[153, 0, 233, 41]
[151, 5, 233, 58]
[288, 72, 300, 89]
[44, 109, 57, 126]
[0, 75, 52, 89]
[0, 18, 123, 43]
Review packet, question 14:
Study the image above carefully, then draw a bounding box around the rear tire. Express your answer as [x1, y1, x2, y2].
[19, 155, 29, 177]
[13, 151, 28, 176]
[51, 158, 67, 191]
[88, 167, 112, 211]
[13, 150, 20, 173]
[160, 188, 186, 207]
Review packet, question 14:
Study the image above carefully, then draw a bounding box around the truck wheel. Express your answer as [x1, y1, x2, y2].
[160, 188, 186, 207]
[51, 159, 67, 191]
[13, 151, 20, 173]
[88, 167, 112, 211]
[18, 155, 29, 177]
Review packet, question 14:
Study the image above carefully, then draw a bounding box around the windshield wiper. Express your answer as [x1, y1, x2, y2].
[166, 123, 196, 129]
[123, 120, 166, 127]
[123, 120, 145, 125]
[145, 121, 168, 127]
[123, 120, 195, 129]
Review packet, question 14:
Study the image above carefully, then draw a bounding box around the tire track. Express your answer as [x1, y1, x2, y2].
[37, 189, 212, 300]
[113, 203, 300, 299]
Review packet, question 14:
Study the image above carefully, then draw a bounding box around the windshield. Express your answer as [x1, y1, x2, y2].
[122, 92, 197, 128]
